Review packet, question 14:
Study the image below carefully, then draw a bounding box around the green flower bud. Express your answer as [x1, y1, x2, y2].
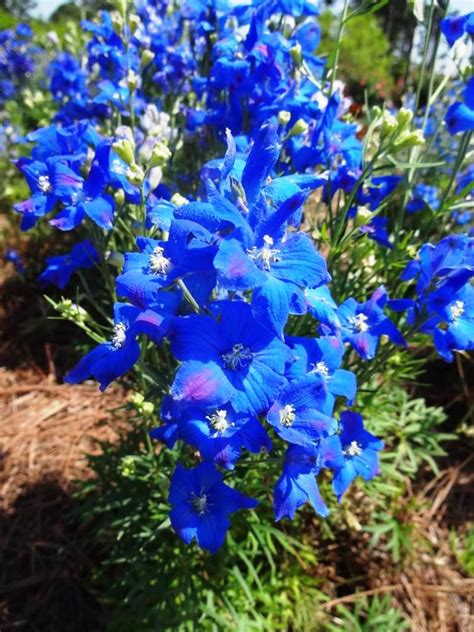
[130, 392, 145, 406]
[114, 188, 125, 206]
[120, 455, 136, 478]
[171, 192, 189, 207]
[372, 105, 382, 118]
[129, 14, 141, 33]
[278, 110, 291, 126]
[393, 129, 425, 150]
[106, 250, 125, 268]
[290, 42, 302, 67]
[112, 139, 135, 166]
[380, 113, 398, 139]
[150, 142, 172, 167]
[111, 11, 123, 35]
[396, 107, 413, 129]
[127, 70, 139, 92]
[114, 0, 127, 18]
[126, 164, 145, 185]
[287, 118, 309, 138]
[142, 402, 155, 416]
[354, 206, 373, 227]
[140, 49, 155, 67]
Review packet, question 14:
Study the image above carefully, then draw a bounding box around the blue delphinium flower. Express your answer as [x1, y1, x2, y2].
[116, 221, 216, 309]
[286, 335, 357, 405]
[14, 158, 58, 230]
[331, 286, 406, 360]
[170, 300, 292, 413]
[37, 240, 99, 289]
[440, 12, 474, 48]
[274, 436, 344, 520]
[406, 184, 440, 214]
[65, 302, 169, 391]
[169, 461, 258, 553]
[445, 77, 474, 135]
[433, 283, 474, 361]
[163, 403, 272, 470]
[49, 162, 114, 231]
[266, 375, 336, 447]
[332, 412, 384, 501]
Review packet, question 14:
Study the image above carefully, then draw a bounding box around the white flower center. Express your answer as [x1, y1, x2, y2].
[247, 235, 281, 271]
[189, 492, 208, 516]
[38, 175, 52, 193]
[111, 323, 127, 349]
[148, 246, 171, 275]
[280, 403, 296, 427]
[344, 440, 363, 457]
[222, 343, 254, 370]
[350, 313, 369, 333]
[206, 409, 230, 434]
[313, 361, 330, 378]
[450, 300, 464, 320]
[111, 158, 127, 175]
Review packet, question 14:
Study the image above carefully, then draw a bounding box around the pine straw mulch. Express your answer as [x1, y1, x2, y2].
[318, 451, 474, 632]
[0, 368, 128, 631]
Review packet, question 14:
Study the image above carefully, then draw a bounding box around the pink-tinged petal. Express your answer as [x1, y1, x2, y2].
[172, 360, 233, 408]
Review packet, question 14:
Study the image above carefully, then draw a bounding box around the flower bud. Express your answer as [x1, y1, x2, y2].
[57, 299, 89, 323]
[112, 139, 135, 166]
[278, 110, 291, 126]
[129, 14, 141, 33]
[111, 11, 123, 35]
[106, 250, 125, 268]
[140, 49, 155, 67]
[396, 107, 413, 129]
[114, 0, 127, 19]
[393, 129, 425, 150]
[287, 118, 309, 138]
[380, 113, 398, 139]
[354, 206, 373, 227]
[126, 164, 145, 185]
[290, 42, 302, 67]
[114, 188, 125, 206]
[171, 192, 189, 207]
[120, 455, 136, 478]
[150, 141, 172, 167]
[127, 70, 139, 92]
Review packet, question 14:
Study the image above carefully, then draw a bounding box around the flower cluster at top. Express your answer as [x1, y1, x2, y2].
[5, 1, 474, 553]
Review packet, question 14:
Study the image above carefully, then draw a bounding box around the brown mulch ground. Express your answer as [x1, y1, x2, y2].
[0, 368, 128, 631]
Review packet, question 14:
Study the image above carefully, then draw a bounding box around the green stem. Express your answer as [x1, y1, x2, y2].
[328, 0, 350, 95]
[177, 278, 201, 314]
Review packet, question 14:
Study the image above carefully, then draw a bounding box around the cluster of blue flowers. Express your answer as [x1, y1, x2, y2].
[64, 123, 394, 553]
[5, 1, 474, 553]
[0, 23, 38, 105]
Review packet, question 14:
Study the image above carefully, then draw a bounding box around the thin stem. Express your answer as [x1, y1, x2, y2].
[328, 0, 350, 95]
[177, 278, 201, 314]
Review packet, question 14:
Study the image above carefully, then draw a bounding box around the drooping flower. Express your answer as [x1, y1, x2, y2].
[37, 240, 99, 289]
[332, 286, 406, 360]
[169, 461, 258, 553]
[274, 436, 344, 520]
[332, 411, 384, 501]
[65, 302, 170, 391]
